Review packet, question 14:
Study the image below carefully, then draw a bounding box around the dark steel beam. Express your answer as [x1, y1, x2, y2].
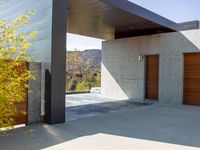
[180, 20, 200, 30]
[115, 27, 174, 39]
[45, 0, 67, 124]
[100, 0, 182, 31]
[67, 0, 182, 39]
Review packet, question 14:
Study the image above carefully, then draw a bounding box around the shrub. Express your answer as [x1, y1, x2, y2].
[0, 11, 36, 129]
[76, 80, 90, 91]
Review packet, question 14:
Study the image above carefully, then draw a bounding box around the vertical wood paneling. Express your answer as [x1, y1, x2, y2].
[145, 55, 159, 100]
[183, 53, 200, 106]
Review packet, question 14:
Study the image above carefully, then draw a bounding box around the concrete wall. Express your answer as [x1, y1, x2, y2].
[28, 62, 42, 124]
[0, 0, 53, 121]
[101, 29, 200, 104]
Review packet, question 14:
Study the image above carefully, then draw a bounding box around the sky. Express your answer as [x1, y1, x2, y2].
[128, 0, 200, 23]
[67, 33, 103, 51]
[67, 0, 200, 51]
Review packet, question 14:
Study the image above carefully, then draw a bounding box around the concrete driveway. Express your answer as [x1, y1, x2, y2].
[66, 93, 153, 121]
[0, 103, 200, 150]
[65, 93, 117, 107]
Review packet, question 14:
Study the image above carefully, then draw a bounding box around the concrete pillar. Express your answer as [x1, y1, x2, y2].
[28, 62, 42, 124]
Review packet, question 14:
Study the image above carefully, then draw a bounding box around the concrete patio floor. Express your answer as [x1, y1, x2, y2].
[65, 93, 152, 121]
[0, 103, 200, 150]
[65, 93, 123, 107]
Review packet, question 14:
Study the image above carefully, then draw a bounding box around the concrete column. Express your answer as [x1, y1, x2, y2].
[28, 62, 42, 124]
[44, 0, 67, 124]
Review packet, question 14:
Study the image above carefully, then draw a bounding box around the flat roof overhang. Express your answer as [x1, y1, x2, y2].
[67, 0, 182, 39]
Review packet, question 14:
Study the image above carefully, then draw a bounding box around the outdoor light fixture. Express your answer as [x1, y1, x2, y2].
[138, 54, 144, 62]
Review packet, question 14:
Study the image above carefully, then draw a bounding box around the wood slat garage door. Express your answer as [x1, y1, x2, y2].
[145, 55, 159, 100]
[184, 53, 200, 105]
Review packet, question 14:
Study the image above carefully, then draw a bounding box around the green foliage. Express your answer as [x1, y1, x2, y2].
[66, 50, 101, 91]
[0, 11, 36, 129]
[76, 80, 90, 91]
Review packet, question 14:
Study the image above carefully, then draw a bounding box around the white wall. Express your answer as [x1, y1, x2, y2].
[101, 29, 200, 104]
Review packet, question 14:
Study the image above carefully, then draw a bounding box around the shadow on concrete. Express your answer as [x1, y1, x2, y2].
[0, 104, 200, 149]
[1, 31, 200, 149]
[66, 100, 153, 121]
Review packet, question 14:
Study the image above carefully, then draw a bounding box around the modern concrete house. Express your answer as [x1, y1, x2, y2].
[0, 0, 199, 125]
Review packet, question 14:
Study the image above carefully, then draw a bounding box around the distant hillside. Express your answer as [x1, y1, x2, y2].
[81, 49, 101, 66]
[66, 49, 101, 91]
[67, 49, 101, 67]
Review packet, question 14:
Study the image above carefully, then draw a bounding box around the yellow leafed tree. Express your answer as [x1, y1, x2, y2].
[0, 11, 36, 129]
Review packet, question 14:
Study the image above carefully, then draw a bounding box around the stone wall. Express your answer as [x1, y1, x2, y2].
[28, 62, 42, 124]
[101, 29, 200, 104]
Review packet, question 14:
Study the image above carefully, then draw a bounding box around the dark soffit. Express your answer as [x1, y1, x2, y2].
[67, 0, 182, 39]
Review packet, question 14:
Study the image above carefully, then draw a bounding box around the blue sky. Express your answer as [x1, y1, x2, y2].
[67, 0, 200, 51]
[67, 33, 103, 51]
[128, 0, 200, 22]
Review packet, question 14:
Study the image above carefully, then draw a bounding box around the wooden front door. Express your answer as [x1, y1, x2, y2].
[183, 53, 200, 106]
[145, 55, 159, 100]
